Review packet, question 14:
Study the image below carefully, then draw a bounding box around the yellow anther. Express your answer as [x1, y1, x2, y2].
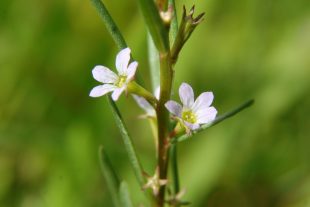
[115, 75, 127, 87]
[182, 110, 196, 123]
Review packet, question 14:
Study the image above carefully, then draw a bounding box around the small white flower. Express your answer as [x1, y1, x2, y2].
[132, 87, 160, 118]
[165, 82, 217, 131]
[89, 48, 138, 101]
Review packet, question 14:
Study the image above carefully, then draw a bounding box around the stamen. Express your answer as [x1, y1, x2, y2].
[115, 75, 127, 87]
[182, 110, 196, 123]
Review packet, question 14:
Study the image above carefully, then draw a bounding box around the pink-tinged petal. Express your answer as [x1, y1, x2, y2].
[89, 84, 116, 97]
[111, 87, 125, 101]
[132, 95, 155, 117]
[165, 100, 182, 117]
[115, 48, 131, 75]
[192, 92, 214, 113]
[196, 106, 217, 124]
[92, 65, 118, 83]
[184, 121, 200, 130]
[126, 61, 138, 81]
[179, 83, 194, 108]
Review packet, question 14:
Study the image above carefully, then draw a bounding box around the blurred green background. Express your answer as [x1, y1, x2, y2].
[1, 0, 310, 206]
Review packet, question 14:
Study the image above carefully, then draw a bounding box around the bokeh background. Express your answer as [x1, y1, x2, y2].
[1, 0, 310, 206]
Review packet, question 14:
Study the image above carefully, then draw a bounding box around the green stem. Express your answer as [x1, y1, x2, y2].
[172, 99, 255, 143]
[156, 51, 173, 206]
[107, 96, 145, 186]
[137, 1, 174, 206]
[128, 82, 158, 106]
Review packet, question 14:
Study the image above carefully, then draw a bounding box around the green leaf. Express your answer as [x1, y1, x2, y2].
[148, 34, 160, 91]
[137, 0, 169, 53]
[90, 0, 126, 49]
[168, 0, 178, 45]
[98, 146, 121, 207]
[107, 96, 145, 186]
[172, 99, 255, 143]
[119, 181, 134, 207]
[170, 143, 180, 194]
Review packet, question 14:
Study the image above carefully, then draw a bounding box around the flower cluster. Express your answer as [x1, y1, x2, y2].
[90, 48, 217, 132]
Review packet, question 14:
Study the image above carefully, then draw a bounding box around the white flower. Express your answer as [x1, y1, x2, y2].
[132, 87, 160, 118]
[89, 48, 138, 101]
[165, 82, 217, 130]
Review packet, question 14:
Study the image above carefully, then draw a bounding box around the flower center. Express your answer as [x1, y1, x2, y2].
[182, 110, 197, 124]
[115, 75, 127, 87]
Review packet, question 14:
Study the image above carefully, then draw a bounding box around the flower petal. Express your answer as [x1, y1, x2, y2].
[196, 106, 217, 124]
[89, 84, 116, 97]
[115, 48, 131, 75]
[179, 83, 194, 108]
[111, 87, 125, 101]
[184, 121, 200, 130]
[165, 100, 182, 117]
[192, 92, 214, 113]
[132, 95, 155, 117]
[126, 61, 138, 81]
[92, 65, 118, 83]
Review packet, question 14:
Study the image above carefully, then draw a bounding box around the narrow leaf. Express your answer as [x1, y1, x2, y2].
[148, 34, 160, 91]
[137, 0, 169, 53]
[119, 181, 134, 207]
[98, 146, 121, 207]
[90, 0, 126, 49]
[172, 99, 254, 143]
[170, 143, 180, 194]
[107, 96, 145, 186]
[168, 0, 178, 45]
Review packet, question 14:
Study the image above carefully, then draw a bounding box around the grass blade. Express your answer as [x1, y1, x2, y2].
[119, 181, 134, 207]
[90, 0, 126, 49]
[148, 34, 160, 91]
[98, 146, 121, 207]
[137, 0, 169, 53]
[170, 143, 180, 194]
[107, 96, 145, 186]
[168, 0, 178, 45]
